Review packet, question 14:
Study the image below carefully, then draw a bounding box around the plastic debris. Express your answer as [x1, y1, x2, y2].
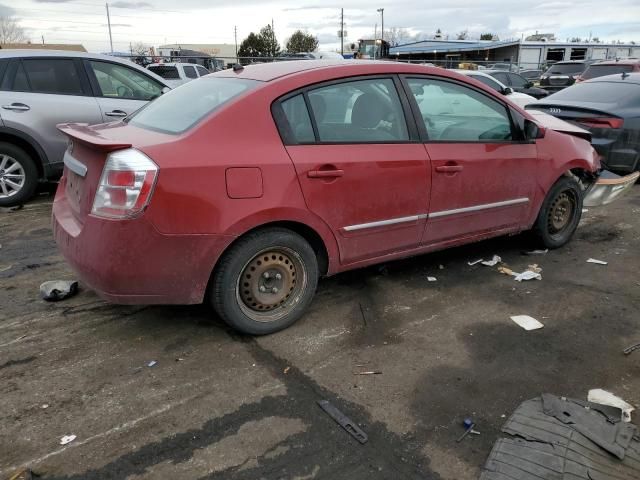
[427, 276, 437, 282]
[481, 255, 502, 266]
[457, 418, 480, 442]
[623, 343, 640, 355]
[41, 404, 49, 409]
[40, 280, 79, 301]
[514, 270, 542, 282]
[354, 371, 382, 375]
[587, 389, 635, 422]
[468, 259, 483, 266]
[317, 399, 368, 444]
[510, 315, 544, 331]
[438, 264, 445, 270]
[587, 258, 608, 265]
[147, 360, 157, 367]
[523, 249, 548, 255]
[60, 435, 76, 445]
[284, 366, 291, 374]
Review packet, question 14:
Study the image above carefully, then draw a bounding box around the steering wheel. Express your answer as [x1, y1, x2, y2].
[116, 85, 134, 98]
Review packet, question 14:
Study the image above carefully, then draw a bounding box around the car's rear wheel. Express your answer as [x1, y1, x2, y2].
[0, 143, 39, 208]
[211, 228, 319, 335]
[533, 176, 583, 248]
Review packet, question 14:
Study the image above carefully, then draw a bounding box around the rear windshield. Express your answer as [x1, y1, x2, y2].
[544, 63, 586, 75]
[128, 77, 259, 134]
[148, 65, 180, 79]
[581, 64, 634, 80]
[546, 81, 640, 106]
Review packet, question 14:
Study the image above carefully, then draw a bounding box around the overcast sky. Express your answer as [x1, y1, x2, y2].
[5, 0, 640, 53]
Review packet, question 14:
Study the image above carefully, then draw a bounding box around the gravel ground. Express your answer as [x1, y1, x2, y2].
[1, 187, 639, 479]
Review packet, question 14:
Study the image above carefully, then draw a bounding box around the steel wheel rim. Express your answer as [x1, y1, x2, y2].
[236, 246, 307, 323]
[0, 154, 26, 199]
[548, 191, 576, 234]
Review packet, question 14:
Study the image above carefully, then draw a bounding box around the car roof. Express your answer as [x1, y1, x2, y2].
[482, 69, 519, 75]
[452, 69, 508, 87]
[586, 72, 640, 84]
[552, 60, 589, 64]
[591, 59, 640, 65]
[215, 59, 357, 81]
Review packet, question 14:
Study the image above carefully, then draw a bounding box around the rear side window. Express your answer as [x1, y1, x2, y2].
[128, 77, 259, 134]
[581, 64, 634, 80]
[467, 74, 502, 92]
[22, 59, 84, 95]
[148, 65, 180, 79]
[183, 65, 197, 79]
[196, 66, 209, 77]
[508, 73, 529, 88]
[280, 94, 315, 143]
[544, 63, 585, 75]
[491, 72, 509, 85]
[13, 63, 30, 91]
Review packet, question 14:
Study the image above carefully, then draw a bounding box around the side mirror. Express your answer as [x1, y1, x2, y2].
[502, 86, 514, 95]
[524, 119, 545, 140]
[161, 86, 171, 94]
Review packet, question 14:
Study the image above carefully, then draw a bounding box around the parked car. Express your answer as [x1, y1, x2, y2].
[147, 62, 211, 88]
[53, 60, 635, 335]
[453, 70, 537, 107]
[484, 70, 550, 99]
[0, 50, 171, 207]
[486, 62, 518, 72]
[539, 60, 594, 92]
[576, 59, 640, 82]
[519, 69, 543, 83]
[526, 72, 640, 173]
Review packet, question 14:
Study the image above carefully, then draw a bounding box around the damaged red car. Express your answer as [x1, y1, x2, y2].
[52, 61, 637, 334]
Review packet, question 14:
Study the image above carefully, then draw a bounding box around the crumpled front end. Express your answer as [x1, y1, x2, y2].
[583, 170, 639, 207]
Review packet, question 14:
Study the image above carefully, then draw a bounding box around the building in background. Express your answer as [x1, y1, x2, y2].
[0, 43, 86, 52]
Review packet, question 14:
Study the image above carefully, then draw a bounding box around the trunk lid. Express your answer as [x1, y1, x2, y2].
[526, 110, 592, 142]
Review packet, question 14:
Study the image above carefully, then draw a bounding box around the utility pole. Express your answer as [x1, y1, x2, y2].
[271, 18, 275, 57]
[234, 25, 238, 60]
[105, 3, 113, 53]
[377, 8, 384, 43]
[340, 8, 344, 56]
[41, 35, 45, 45]
[374, 23, 377, 58]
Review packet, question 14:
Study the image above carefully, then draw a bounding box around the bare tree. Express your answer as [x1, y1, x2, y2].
[456, 30, 468, 40]
[130, 41, 150, 56]
[0, 16, 27, 44]
[384, 27, 414, 46]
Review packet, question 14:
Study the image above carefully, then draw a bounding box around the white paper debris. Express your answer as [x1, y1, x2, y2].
[514, 270, 542, 282]
[60, 435, 76, 445]
[468, 259, 483, 266]
[510, 315, 544, 331]
[587, 388, 635, 422]
[427, 276, 437, 282]
[524, 249, 548, 255]
[587, 258, 608, 265]
[481, 255, 502, 266]
[147, 360, 157, 367]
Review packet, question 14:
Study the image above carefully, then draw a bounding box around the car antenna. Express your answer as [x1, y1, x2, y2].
[233, 63, 244, 72]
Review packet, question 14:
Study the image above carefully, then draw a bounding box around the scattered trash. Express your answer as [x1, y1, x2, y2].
[438, 264, 445, 270]
[514, 270, 542, 282]
[2, 204, 23, 212]
[587, 389, 635, 422]
[353, 371, 382, 375]
[468, 259, 483, 266]
[498, 266, 515, 276]
[582, 208, 589, 213]
[510, 315, 544, 331]
[623, 343, 640, 355]
[317, 399, 368, 444]
[60, 435, 76, 445]
[587, 258, 608, 265]
[40, 280, 79, 301]
[147, 360, 157, 367]
[522, 249, 548, 256]
[175, 357, 184, 362]
[481, 255, 501, 266]
[527, 264, 542, 274]
[41, 404, 49, 409]
[426, 276, 437, 282]
[283, 366, 291, 374]
[6, 467, 34, 480]
[457, 418, 479, 442]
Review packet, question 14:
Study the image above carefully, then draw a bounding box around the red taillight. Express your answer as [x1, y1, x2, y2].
[577, 117, 624, 129]
[92, 148, 158, 219]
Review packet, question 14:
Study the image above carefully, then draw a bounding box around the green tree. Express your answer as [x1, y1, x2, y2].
[286, 30, 318, 53]
[480, 33, 494, 40]
[238, 32, 266, 63]
[259, 24, 281, 57]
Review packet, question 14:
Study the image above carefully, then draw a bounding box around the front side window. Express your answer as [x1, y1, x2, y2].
[196, 66, 209, 77]
[508, 73, 529, 88]
[408, 78, 513, 142]
[183, 65, 197, 79]
[90, 61, 163, 100]
[491, 72, 510, 85]
[466, 74, 502, 92]
[128, 77, 258, 134]
[306, 78, 409, 142]
[21, 59, 83, 95]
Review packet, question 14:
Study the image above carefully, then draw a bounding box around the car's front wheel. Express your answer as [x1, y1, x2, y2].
[533, 176, 583, 248]
[211, 228, 319, 335]
[0, 143, 39, 208]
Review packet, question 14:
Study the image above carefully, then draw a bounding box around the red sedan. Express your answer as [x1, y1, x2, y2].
[52, 60, 625, 334]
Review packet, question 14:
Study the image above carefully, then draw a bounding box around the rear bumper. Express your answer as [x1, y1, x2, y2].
[583, 170, 639, 207]
[52, 188, 235, 305]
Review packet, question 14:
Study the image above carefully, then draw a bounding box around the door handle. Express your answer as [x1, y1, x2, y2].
[435, 165, 463, 173]
[105, 110, 128, 117]
[2, 103, 30, 111]
[308, 169, 344, 178]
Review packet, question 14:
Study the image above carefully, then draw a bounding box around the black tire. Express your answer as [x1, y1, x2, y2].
[533, 176, 583, 248]
[211, 228, 319, 335]
[0, 142, 39, 208]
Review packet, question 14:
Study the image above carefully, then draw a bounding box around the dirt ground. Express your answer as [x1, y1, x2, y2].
[1, 187, 639, 480]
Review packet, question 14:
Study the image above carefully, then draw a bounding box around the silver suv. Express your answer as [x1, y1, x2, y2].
[0, 50, 171, 207]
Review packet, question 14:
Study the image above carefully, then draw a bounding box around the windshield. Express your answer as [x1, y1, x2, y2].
[128, 77, 259, 134]
[544, 63, 586, 75]
[581, 64, 634, 80]
[148, 65, 180, 79]
[546, 81, 640, 106]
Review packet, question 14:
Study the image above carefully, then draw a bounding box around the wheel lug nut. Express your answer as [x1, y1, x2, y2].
[259, 286, 266, 292]
[263, 272, 270, 279]
[275, 273, 282, 280]
[272, 287, 278, 294]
